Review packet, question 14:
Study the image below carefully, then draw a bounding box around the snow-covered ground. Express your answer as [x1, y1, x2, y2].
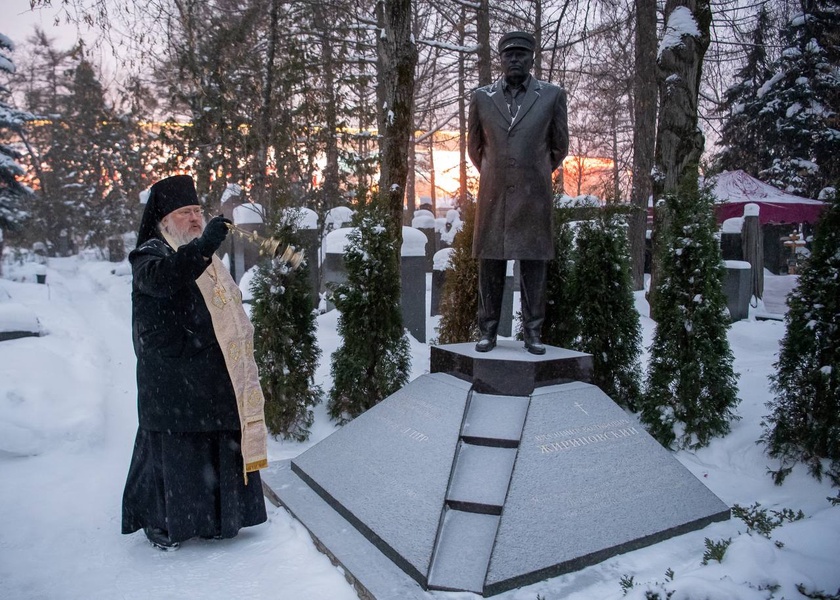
[1, 256, 838, 600]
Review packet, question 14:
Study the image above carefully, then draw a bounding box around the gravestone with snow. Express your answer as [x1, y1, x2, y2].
[262, 342, 730, 598]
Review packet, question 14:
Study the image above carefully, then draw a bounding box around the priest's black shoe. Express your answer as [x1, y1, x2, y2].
[524, 336, 546, 355]
[144, 526, 180, 551]
[475, 336, 496, 352]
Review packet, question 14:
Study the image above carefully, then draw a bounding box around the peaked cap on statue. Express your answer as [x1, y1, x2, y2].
[136, 175, 200, 247]
[497, 31, 536, 54]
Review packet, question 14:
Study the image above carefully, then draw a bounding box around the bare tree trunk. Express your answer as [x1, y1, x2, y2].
[428, 135, 437, 212]
[476, 0, 492, 86]
[319, 10, 341, 219]
[407, 129, 416, 222]
[653, 0, 711, 198]
[253, 0, 279, 217]
[458, 6, 468, 207]
[629, 0, 657, 290]
[376, 0, 417, 241]
[649, 0, 711, 315]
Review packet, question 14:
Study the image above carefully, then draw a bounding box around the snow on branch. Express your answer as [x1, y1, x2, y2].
[417, 39, 479, 53]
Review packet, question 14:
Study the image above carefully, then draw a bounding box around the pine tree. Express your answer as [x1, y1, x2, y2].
[250, 217, 322, 441]
[436, 196, 478, 344]
[753, 1, 840, 198]
[0, 32, 33, 233]
[542, 204, 578, 349]
[640, 182, 740, 449]
[328, 204, 410, 423]
[762, 186, 840, 486]
[38, 57, 130, 250]
[572, 208, 643, 410]
[713, 5, 775, 177]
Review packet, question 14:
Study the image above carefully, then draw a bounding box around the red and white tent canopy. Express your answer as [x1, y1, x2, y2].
[712, 170, 827, 225]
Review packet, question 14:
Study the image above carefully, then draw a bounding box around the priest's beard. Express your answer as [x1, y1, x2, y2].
[159, 216, 206, 248]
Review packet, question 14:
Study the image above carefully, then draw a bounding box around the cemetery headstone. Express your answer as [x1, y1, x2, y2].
[401, 226, 427, 342]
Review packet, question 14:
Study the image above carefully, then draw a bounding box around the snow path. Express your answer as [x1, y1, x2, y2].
[0, 258, 358, 600]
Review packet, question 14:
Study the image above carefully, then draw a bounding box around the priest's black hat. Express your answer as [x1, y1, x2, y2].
[136, 175, 200, 247]
[498, 31, 536, 54]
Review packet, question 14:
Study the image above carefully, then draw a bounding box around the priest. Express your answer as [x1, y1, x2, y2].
[121, 174, 268, 550]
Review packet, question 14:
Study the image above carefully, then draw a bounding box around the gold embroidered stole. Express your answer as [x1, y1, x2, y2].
[195, 256, 268, 482]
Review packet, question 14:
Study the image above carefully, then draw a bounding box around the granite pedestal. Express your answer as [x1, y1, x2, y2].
[262, 343, 730, 598]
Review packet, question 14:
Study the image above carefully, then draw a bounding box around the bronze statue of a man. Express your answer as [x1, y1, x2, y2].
[468, 31, 569, 354]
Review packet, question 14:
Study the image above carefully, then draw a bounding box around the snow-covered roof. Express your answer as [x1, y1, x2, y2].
[713, 170, 826, 225]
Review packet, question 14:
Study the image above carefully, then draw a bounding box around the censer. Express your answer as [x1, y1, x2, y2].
[224, 222, 305, 270]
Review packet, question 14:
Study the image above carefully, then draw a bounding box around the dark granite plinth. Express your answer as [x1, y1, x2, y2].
[291, 373, 471, 587]
[483, 381, 731, 595]
[430, 341, 593, 395]
[265, 350, 730, 599]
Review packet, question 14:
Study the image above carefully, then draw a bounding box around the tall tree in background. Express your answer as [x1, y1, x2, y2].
[0, 33, 33, 237]
[642, 0, 740, 449]
[160, 0, 263, 206]
[753, 0, 839, 199]
[39, 57, 132, 249]
[629, 0, 658, 290]
[762, 188, 840, 487]
[376, 0, 417, 239]
[649, 0, 711, 317]
[328, 205, 410, 423]
[712, 5, 774, 178]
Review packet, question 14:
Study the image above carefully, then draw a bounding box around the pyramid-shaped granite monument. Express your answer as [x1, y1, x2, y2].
[262, 342, 730, 598]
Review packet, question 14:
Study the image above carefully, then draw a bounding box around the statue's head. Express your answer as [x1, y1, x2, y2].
[498, 31, 535, 84]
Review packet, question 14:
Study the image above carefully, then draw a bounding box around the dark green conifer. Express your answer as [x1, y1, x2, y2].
[328, 204, 410, 423]
[436, 197, 478, 344]
[640, 183, 740, 449]
[250, 218, 322, 441]
[542, 204, 578, 349]
[572, 208, 642, 410]
[0, 33, 32, 233]
[763, 187, 840, 485]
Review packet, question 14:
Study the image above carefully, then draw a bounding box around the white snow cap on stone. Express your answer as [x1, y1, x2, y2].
[285, 207, 318, 229]
[0, 303, 40, 335]
[412, 214, 436, 229]
[743, 203, 760, 217]
[233, 203, 264, 225]
[325, 228, 354, 254]
[401, 226, 427, 257]
[325, 206, 354, 228]
[433, 247, 454, 270]
[725, 260, 751, 270]
[220, 183, 243, 204]
[721, 217, 744, 233]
